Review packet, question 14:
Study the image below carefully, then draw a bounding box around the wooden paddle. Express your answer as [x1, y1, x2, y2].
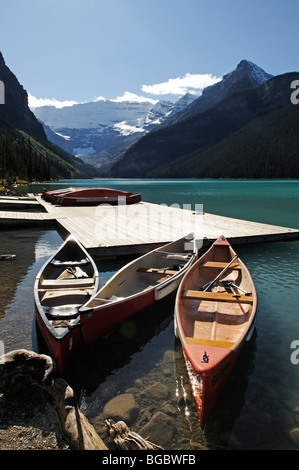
[203, 255, 238, 292]
[222, 280, 252, 296]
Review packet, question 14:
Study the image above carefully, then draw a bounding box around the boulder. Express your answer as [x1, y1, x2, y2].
[290, 427, 299, 447]
[141, 381, 169, 401]
[102, 393, 139, 424]
[139, 411, 175, 447]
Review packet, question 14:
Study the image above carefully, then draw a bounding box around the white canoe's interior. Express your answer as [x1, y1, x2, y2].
[36, 238, 98, 326]
[85, 236, 195, 309]
[177, 240, 257, 350]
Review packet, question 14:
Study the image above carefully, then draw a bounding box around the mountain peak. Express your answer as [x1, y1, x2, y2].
[161, 60, 273, 128]
[237, 59, 257, 68]
[226, 59, 273, 85]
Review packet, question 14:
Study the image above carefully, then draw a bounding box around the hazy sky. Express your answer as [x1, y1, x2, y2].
[1, 0, 298, 106]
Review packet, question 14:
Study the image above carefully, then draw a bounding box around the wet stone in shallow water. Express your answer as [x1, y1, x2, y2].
[140, 382, 169, 401]
[102, 393, 139, 424]
[139, 411, 175, 448]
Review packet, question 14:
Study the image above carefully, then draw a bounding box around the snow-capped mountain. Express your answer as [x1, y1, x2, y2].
[33, 93, 197, 169]
[160, 60, 273, 127]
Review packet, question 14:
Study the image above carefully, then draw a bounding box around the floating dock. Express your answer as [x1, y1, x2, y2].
[1, 194, 299, 257]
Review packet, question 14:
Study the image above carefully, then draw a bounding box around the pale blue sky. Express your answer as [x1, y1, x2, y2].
[1, 0, 298, 105]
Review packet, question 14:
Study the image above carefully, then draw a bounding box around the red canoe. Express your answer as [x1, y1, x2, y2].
[34, 235, 99, 374]
[52, 187, 141, 205]
[174, 235, 257, 428]
[79, 234, 197, 344]
[42, 187, 77, 202]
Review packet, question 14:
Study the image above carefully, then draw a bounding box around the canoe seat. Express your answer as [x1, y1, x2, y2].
[50, 258, 90, 266]
[137, 267, 178, 276]
[199, 261, 240, 269]
[182, 290, 253, 304]
[158, 252, 192, 260]
[41, 278, 94, 289]
[186, 337, 234, 348]
[44, 304, 80, 319]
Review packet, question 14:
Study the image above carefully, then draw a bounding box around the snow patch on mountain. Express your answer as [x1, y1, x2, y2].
[113, 121, 145, 136]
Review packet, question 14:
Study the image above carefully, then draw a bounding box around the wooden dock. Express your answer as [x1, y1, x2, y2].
[1, 194, 299, 257]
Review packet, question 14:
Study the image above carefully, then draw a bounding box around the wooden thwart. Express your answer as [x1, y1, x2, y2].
[186, 337, 234, 348]
[137, 267, 178, 276]
[199, 261, 240, 269]
[183, 289, 253, 303]
[40, 278, 94, 289]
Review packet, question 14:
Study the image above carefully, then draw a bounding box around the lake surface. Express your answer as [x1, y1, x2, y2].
[2, 179, 299, 450]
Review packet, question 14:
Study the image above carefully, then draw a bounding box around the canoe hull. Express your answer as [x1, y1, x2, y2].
[56, 193, 141, 206]
[80, 234, 198, 344]
[81, 288, 154, 344]
[34, 235, 99, 374]
[35, 308, 82, 375]
[183, 339, 244, 428]
[81, 260, 194, 344]
[42, 187, 142, 205]
[42, 187, 75, 202]
[175, 235, 257, 428]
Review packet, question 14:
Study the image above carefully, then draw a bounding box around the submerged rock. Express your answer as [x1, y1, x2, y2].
[102, 393, 139, 424]
[141, 381, 169, 401]
[290, 427, 299, 447]
[139, 411, 175, 447]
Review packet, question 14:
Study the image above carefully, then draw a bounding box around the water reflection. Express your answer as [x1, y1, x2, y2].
[64, 293, 175, 398]
[0, 229, 63, 351]
[0, 230, 39, 320]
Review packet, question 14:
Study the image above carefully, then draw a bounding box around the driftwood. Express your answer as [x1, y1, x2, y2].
[0, 254, 16, 260]
[105, 419, 164, 450]
[0, 349, 107, 450]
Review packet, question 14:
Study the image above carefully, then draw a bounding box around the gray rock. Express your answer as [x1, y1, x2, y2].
[290, 427, 299, 447]
[141, 382, 169, 401]
[102, 393, 139, 424]
[139, 411, 175, 447]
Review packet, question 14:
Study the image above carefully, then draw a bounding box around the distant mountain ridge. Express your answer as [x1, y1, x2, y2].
[110, 63, 299, 179]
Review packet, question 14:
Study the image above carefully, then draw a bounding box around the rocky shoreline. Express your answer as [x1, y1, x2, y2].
[0, 349, 107, 450]
[4, 348, 299, 451]
[0, 385, 69, 450]
[0, 349, 173, 451]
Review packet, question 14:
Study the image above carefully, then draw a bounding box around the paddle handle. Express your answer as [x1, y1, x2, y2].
[203, 255, 238, 292]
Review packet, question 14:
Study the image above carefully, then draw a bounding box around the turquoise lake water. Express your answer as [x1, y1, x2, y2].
[2, 179, 299, 450]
